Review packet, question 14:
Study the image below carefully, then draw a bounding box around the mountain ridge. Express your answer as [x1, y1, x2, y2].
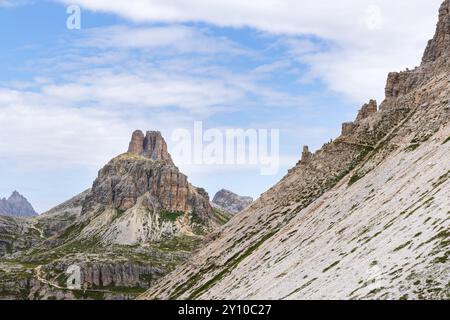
[139, 1, 450, 300]
[212, 189, 253, 215]
[0, 131, 228, 299]
[0, 191, 37, 217]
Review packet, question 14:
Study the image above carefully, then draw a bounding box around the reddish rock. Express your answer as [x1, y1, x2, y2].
[83, 131, 212, 220]
[128, 130, 174, 165]
[127, 130, 145, 155]
[342, 122, 355, 136]
[356, 100, 378, 121]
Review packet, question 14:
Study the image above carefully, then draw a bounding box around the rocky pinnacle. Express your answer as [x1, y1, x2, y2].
[128, 130, 173, 164]
[0, 191, 37, 217]
[422, 0, 450, 64]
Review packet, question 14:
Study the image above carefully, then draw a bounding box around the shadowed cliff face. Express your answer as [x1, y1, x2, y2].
[139, 1, 450, 300]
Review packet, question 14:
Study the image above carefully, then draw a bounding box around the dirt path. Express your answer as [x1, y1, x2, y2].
[34, 265, 65, 289]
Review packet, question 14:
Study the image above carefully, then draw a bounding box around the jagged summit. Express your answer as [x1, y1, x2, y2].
[0, 191, 37, 217]
[128, 130, 173, 164]
[422, 0, 450, 64]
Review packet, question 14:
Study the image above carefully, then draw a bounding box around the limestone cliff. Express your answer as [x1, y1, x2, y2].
[140, 2, 450, 300]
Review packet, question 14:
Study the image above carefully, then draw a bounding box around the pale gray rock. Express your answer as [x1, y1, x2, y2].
[212, 189, 253, 214]
[0, 191, 37, 217]
[140, 1, 450, 300]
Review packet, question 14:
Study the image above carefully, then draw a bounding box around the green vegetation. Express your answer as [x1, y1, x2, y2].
[442, 136, 450, 144]
[189, 211, 203, 225]
[185, 231, 277, 300]
[211, 208, 232, 226]
[432, 171, 449, 189]
[433, 251, 448, 264]
[159, 210, 183, 222]
[348, 174, 362, 186]
[322, 260, 340, 273]
[393, 240, 412, 252]
[405, 143, 420, 152]
[156, 236, 202, 252]
[72, 289, 105, 300]
[281, 278, 318, 299]
[188, 211, 208, 235]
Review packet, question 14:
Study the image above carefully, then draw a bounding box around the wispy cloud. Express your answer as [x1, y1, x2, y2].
[77, 25, 247, 55]
[0, 23, 306, 172]
[0, 0, 32, 8]
[58, 0, 442, 102]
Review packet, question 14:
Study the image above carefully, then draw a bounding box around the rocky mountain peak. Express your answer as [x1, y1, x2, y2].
[78, 130, 215, 245]
[422, 0, 450, 64]
[128, 130, 173, 164]
[0, 191, 37, 217]
[212, 189, 253, 214]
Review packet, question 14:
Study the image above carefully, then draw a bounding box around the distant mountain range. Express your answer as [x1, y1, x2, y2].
[0, 191, 37, 217]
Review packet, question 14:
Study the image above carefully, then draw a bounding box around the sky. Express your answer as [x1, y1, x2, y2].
[0, 0, 443, 212]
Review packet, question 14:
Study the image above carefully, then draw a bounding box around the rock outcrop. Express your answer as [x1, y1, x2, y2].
[0, 191, 37, 217]
[422, 0, 450, 64]
[212, 189, 253, 215]
[140, 1, 450, 300]
[340, 100, 378, 136]
[301, 146, 313, 164]
[0, 216, 42, 256]
[83, 131, 210, 220]
[128, 130, 173, 164]
[70, 130, 216, 246]
[356, 100, 378, 121]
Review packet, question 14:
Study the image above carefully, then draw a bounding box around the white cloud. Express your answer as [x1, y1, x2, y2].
[59, 0, 443, 102]
[77, 25, 246, 55]
[0, 87, 198, 171]
[0, 23, 306, 171]
[0, 0, 31, 8]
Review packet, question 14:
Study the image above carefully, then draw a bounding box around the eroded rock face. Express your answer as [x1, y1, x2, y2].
[83, 153, 212, 220]
[81, 263, 165, 289]
[422, 0, 450, 64]
[78, 131, 214, 245]
[356, 100, 378, 121]
[128, 130, 173, 164]
[212, 189, 253, 214]
[385, 1, 450, 101]
[0, 191, 37, 217]
[127, 130, 145, 156]
[341, 122, 356, 136]
[0, 216, 42, 256]
[301, 146, 313, 164]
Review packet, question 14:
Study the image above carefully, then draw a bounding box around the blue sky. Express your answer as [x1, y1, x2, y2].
[0, 0, 442, 212]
